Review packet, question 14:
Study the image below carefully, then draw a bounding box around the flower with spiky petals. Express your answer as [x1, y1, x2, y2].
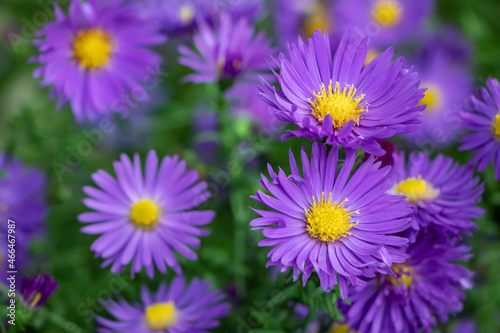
[21, 274, 59, 309]
[251, 142, 412, 298]
[260, 30, 424, 155]
[97, 276, 230, 332]
[178, 14, 273, 83]
[390, 151, 483, 238]
[343, 231, 473, 333]
[32, 0, 165, 122]
[459, 78, 500, 180]
[78, 150, 214, 277]
[333, 0, 433, 49]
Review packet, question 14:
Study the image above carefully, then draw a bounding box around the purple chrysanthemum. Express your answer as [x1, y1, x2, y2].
[343, 231, 473, 333]
[32, 0, 164, 122]
[259, 30, 424, 155]
[250, 142, 412, 298]
[402, 51, 472, 148]
[21, 274, 59, 309]
[459, 78, 500, 180]
[97, 276, 230, 332]
[390, 151, 483, 238]
[333, 0, 433, 49]
[78, 150, 215, 277]
[178, 14, 273, 83]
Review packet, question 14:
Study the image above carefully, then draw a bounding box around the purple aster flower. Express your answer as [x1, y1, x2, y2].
[390, 151, 483, 238]
[459, 78, 500, 180]
[250, 142, 412, 298]
[402, 51, 472, 148]
[32, 0, 165, 122]
[333, 0, 433, 49]
[217, 0, 264, 24]
[452, 320, 476, 333]
[420, 26, 473, 66]
[343, 231, 473, 333]
[178, 14, 273, 83]
[21, 274, 59, 309]
[78, 150, 215, 277]
[362, 139, 396, 168]
[259, 30, 424, 155]
[96, 276, 230, 332]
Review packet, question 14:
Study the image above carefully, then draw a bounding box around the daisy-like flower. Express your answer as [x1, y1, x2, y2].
[178, 14, 273, 84]
[78, 150, 214, 277]
[32, 0, 165, 122]
[97, 276, 230, 332]
[333, 0, 433, 49]
[21, 274, 59, 309]
[250, 142, 412, 298]
[459, 78, 500, 180]
[260, 30, 424, 155]
[390, 151, 483, 237]
[343, 231, 473, 333]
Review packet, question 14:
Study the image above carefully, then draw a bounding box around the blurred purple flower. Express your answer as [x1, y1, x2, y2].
[361, 139, 396, 168]
[21, 274, 59, 309]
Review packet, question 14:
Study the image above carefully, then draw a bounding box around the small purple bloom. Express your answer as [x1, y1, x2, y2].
[362, 139, 396, 168]
[459, 78, 500, 180]
[343, 231, 473, 333]
[32, 0, 165, 122]
[390, 151, 483, 238]
[179, 14, 273, 83]
[97, 276, 230, 332]
[420, 26, 473, 65]
[251, 142, 411, 298]
[260, 30, 424, 155]
[218, 0, 264, 24]
[78, 150, 215, 277]
[21, 274, 59, 309]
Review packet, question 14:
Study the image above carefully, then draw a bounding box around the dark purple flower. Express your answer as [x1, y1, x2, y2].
[361, 139, 396, 168]
[97, 276, 230, 332]
[21, 274, 59, 309]
[420, 27, 473, 65]
[459, 78, 500, 180]
[78, 151, 215, 277]
[32, 0, 165, 122]
[260, 30, 424, 155]
[251, 142, 411, 298]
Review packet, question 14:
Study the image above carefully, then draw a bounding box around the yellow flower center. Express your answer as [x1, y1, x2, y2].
[303, 2, 331, 37]
[372, 1, 402, 27]
[388, 263, 414, 288]
[329, 323, 358, 333]
[393, 176, 439, 203]
[73, 28, 113, 70]
[493, 112, 500, 137]
[179, 5, 195, 24]
[305, 193, 357, 242]
[364, 49, 379, 66]
[145, 302, 178, 330]
[419, 84, 442, 112]
[310, 81, 367, 130]
[130, 199, 160, 228]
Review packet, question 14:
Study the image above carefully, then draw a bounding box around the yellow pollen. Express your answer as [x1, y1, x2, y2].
[419, 84, 442, 112]
[364, 49, 379, 66]
[329, 323, 359, 333]
[388, 263, 414, 288]
[145, 302, 178, 330]
[179, 5, 195, 24]
[305, 193, 357, 242]
[303, 2, 331, 37]
[393, 176, 439, 203]
[73, 28, 113, 70]
[310, 81, 367, 130]
[493, 112, 500, 137]
[372, 1, 402, 27]
[29, 292, 42, 308]
[130, 199, 160, 228]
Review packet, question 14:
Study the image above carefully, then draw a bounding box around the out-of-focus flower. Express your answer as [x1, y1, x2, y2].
[452, 320, 476, 333]
[390, 151, 483, 238]
[32, 0, 164, 122]
[402, 52, 472, 148]
[260, 30, 424, 155]
[21, 274, 59, 309]
[251, 143, 411, 298]
[333, 0, 433, 49]
[78, 151, 215, 277]
[218, 0, 264, 24]
[179, 14, 273, 84]
[361, 139, 396, 168]
[97, 276, 230, 332]
[343, 231, 473, 333]
[459, 78, 500, 180]
[420, 27, 473, 66]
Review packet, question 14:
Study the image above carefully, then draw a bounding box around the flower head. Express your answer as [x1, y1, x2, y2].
[97, 276, 230, 332]
[251, 142, 411, 298]
[459, 78, 500, 180]
[21, 274, 59, 309]
[78, 151, 214, 277]
[260, 30, 424, 155]
[32, 0, 164, 122]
